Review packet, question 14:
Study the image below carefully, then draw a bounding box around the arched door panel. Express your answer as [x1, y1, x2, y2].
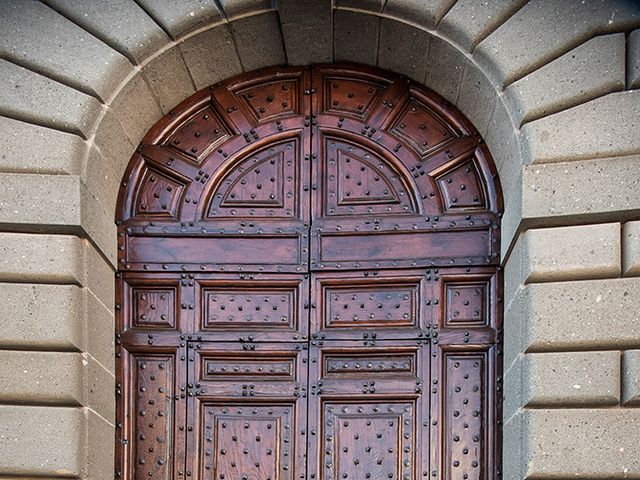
[115, 64, 502, 480]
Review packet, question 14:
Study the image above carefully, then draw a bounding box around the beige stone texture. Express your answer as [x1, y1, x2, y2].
[622, 221, 640, 277]
[0, 116, 85, 175]
[230, 12, 287, 71]
[517, 409, 640, 478]
[378, 18, 431, 83]
[383, 0, 457, 29]
[278, 0, 332, 64]
[505, 33, 626, 125]
[135, 0, 223, 39]
[334, 9, 380, 65]
[622, 350, 640, 405]
[142, 47, 196, 114]
[628, 29, 640, 89]
[0, 1, 132, 102]
[504, 223, 621, 303]
[0, 406, 86, 477]
[521, 90, 640, 163]
[504, 350, 620, 421]
[179, 24, 242, 90]
[505, 277, 640, 367]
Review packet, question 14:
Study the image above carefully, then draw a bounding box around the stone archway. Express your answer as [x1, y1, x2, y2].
[0, 1, 639, 480]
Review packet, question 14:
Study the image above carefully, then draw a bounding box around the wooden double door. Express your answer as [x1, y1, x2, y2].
[115, 65, 502, 480]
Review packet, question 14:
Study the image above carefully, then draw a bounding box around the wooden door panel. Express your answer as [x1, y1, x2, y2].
[309, 341, 429, 480]
[194, 274, 309, 342]
[310, 269, 433, 341]
[188, 342, 308, 480]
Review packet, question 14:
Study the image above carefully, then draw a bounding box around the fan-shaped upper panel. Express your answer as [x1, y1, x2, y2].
[116, 64, 502, 272]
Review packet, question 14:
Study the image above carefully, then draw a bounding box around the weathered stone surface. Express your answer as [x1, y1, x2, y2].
[521, 154, 640, 222]
[0, 233, 83, 284]
[230, 12, 286, 71]
[0, 406, 85, 477]
[454, 59, 497, 137]
[0, 59, 102, 139]
[84, 146, 128, 219]
[109, 72, 163, 146]
[85, 289, 115, 373]
[383, 0, 458, 29]
[474, 0, 640, 87]
[0, 283, 83, 351]
[378, 18, 431, 83]
[623, 221, 640, 276]
[220, 0, 271, 18]
[336, 0, 384, 11]
[87, 410, 115, 480]
[79, 181, 118, 268]
[484, 96, 519, 176]
[0, 116, 85, 175]
[422, 35, 465, 103]
[622, 350, 640, 405]
[278, 0, 332, 64]
[0, 1, 132, 101]
[136, 0, 223, 39]
[334, 9, 379, 65]
[0, 351, 113, 418]
[179, 25, 243, 90]
[505, 33, 625, 125]
[629, 29, 640, 89]
[0, 173, 81, 228]
[506, 278, 640, 364]
[82, 235, 115, 310]
[438, 0, 528, 52]
[519, 409, 640, 477]
[524, 351, 620, 406]
[142, 46, 196, 114]
[506, 223, 621, 299]
[44, 0, 170, 64]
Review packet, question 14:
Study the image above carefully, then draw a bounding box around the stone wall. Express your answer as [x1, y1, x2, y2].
[0, 0, 639, 478]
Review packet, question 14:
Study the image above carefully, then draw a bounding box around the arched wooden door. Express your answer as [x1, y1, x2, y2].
[115, 64, 503, 480]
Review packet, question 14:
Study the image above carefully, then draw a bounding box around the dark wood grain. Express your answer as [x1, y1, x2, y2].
[116, 64, 503, 480]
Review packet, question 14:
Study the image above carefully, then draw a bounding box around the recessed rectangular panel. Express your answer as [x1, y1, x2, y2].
[202, 355, 296, 381]
[322, 351, 417, 379]
[196, 276, 307, 341]
[316, 229, 491, 268]
[441, 352, 489, 480]
[200, 403, 297, 480]
[121, 276, 182, 332]
[126, 234, 303, 268]
[312, 271, 427, 339]
[129, 354, 174, 480]
[321, 401, 416, 480]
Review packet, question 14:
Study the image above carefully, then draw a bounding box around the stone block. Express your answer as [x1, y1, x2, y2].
[0, 406, 86, 477]
[278, 0, 332, 64]
[83, 236, 116, 311]
[142, 46, 196, 114]
[622, 350, 640, 405]
[0, 173, 82, 228]
[84, 354, 115, 420]
[0, 116, 85, 174]
[623, 221, 640, 277]
[336, 0, 384, 11]
[109, 72, 163, 147]
[230, 12, 287, 71]
[520, 409, 640, 477]
[507, 223, 621, 295]
[523, 351, 620, 406]
[83, 145, 127, 219]
[44, 0, 170, 64]
[484, 97, 519, 175]
[0, 59, 102, 139]
[0, 233, 83, 284]
[79, 181, 118, 268]
[383, 0, 458, 29]
[136, 0, 223, 39]
[85, 289, 115, 372]
[87, 409, 114, 480]
[334, 9, 379, 65]
[0, 283, 83, 351]
[622, 221, 640, 276]
[508, 277, 640, 357]
[474, 0, 640, 87]
[454, 59, 497, 138]
[438, 0, 529, 52]
[0, 1, 132, 102]
[179, 24, 243, 90]
[220, 0, 271, 18]
[378, 18, 431, 83]
[422, 35, 465, 103]
[505, 33, 625, 125]
[629, 29, 640, 89]
[521, 154, 640, 222]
